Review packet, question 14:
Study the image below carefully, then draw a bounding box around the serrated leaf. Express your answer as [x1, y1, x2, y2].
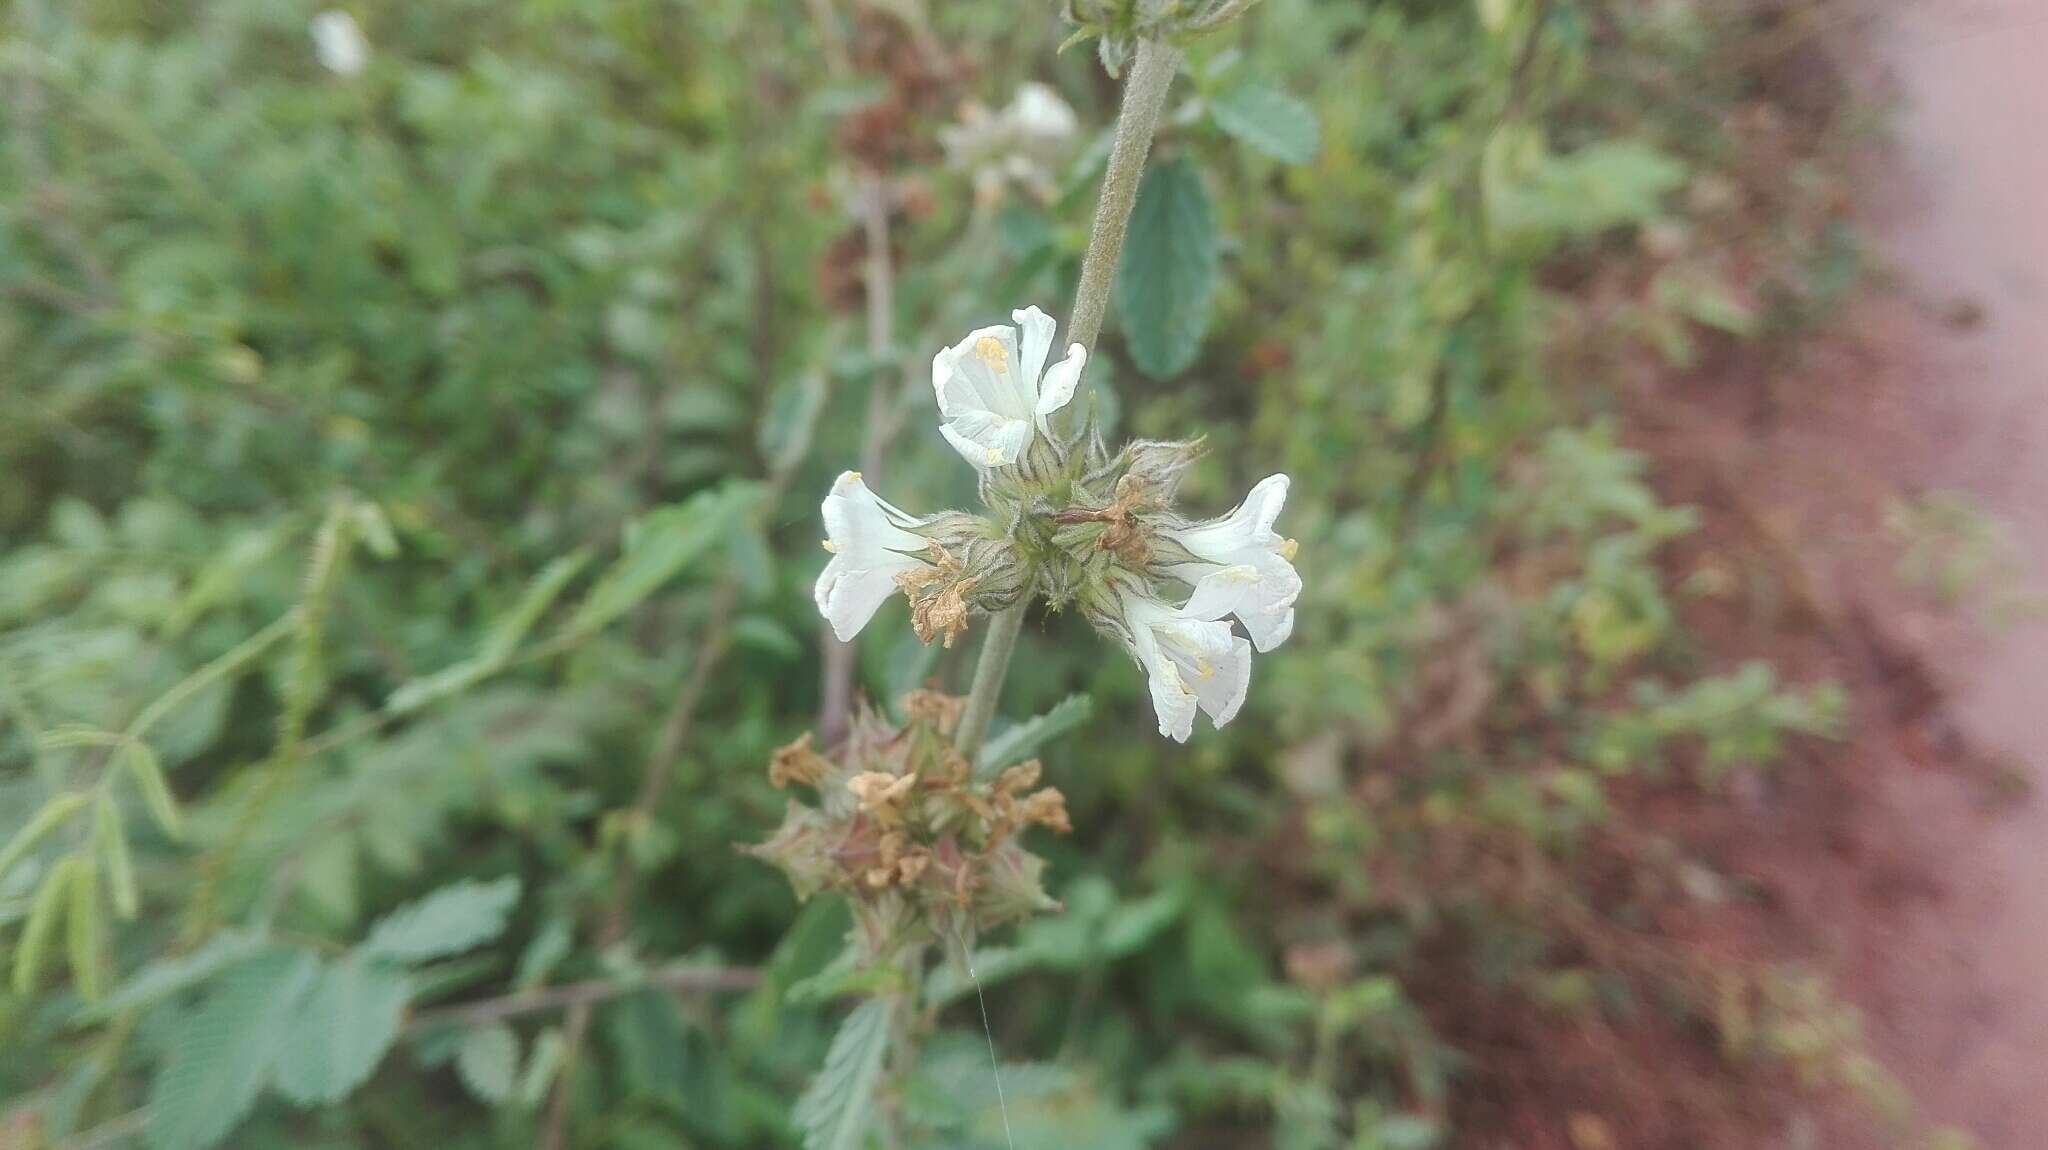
[456, 1022, 520, 1104]
[795, 998, 893, 1150]
[0, 791, 88, 884]
[94, 794, 138, 919]
[87, 930, 268, 1018]
[147, 949, 319, 1150]
[1114, 158, 1219, 379]
[1211, 83, 1320, 165]
[569, 482, 760, 636]
[977, 695, 1094, 775]
[122, 740, 182, 840]
[271, 956, 412, 1105]
[361, 876, 521, 963]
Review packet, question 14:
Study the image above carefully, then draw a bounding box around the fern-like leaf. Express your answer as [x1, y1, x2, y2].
[794, 998, 894, 1150]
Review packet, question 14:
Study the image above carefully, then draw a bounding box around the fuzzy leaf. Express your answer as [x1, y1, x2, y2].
[0, 791, 88, 884]
[122, 740, 183, 840]
[1211, 83, 1320, 165]
[94, 794, 139, 919]
[66, 858, 102, 1000]
[13, 855, 76, 994]
[271, 956, 413, 1104]
[361, 877, 521, 964]
[795, 998, 894, 1150]
[146, 949, 318, 1150]
[1114, 158, 1219, 379]
[977, 695, 1095, 775]
[456, 1022, 520, 1104]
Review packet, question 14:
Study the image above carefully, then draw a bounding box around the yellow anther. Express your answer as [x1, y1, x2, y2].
[974, 336, 1009, 371]
[1278, 538, 1299, 561]
[822, 539, 837, 553]
[1195, 659, 1216, 681]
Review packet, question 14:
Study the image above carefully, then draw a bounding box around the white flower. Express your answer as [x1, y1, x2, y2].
[1162, 474, 1300, 652]
[814, 471, 929, 643]
[1117, 568, 1259, 743]
[931, 306, 1086, 470]
[941, 83, 1078, 205]
[1006, 83, 1079, 149]
[310, 11, 369, 76]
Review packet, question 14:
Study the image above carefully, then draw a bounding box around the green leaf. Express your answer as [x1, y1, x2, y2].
[1114, 158, 1219, 379]
[1211, 83, 1320, 165]
[516, 1026, 567, 1108]
[94, 794, 139, 919]
[387, 550, 592, 715]
[456, 1022, 520, 1104]
[271, 956, 413, 1105]
[361, 876, 521, 964]
[794, 998, 893, 1150]
[34, 725, 125, 751]
[0, 791, 89, 884]
[147, 948, 319, 1150]
[87, 930, 268, 1019]
[1482, 130, 1689, 250]
[13, 855, 76, 995]
[67, 857, 103, 1000]
[122, 740, 183, 840]
[569, 482, 760, 636]
[978, 695, 1094, 775]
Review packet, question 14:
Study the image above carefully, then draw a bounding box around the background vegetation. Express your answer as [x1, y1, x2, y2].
[2, 1, 1880, 1147]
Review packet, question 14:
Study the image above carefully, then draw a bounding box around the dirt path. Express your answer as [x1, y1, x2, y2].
[1851, 0, 2048, 1142]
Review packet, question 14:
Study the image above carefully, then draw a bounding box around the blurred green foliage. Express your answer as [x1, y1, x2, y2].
[2, 0, 1871, 1147]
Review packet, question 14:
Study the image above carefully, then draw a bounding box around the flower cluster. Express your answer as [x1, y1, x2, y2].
[745, 692, 1070, 955]
[814, 306, 1300, 741]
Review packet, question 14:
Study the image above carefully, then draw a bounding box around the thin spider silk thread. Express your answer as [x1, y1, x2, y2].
[948, 920, 1013, 1150]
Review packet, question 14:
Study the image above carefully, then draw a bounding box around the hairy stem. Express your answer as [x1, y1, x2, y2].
[953, 38, 1182, 761]
[952, 600, 1027, 757]
[1065, 37, 1183, 359]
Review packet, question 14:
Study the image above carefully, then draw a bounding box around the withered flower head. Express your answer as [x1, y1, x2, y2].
[768, 732, 833, 791]
[744, 692, 1065, 958]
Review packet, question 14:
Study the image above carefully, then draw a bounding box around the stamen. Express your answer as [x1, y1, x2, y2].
[974, 336, 1009, 372]
[1278, 538, 1299, 561]
[822, 540, 837, 553]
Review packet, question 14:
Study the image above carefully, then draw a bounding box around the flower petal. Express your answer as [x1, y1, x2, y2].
[1135, 634, 1198, 743]
[939, 410, 1035, 469]
[1033, 343, 1086, 431]
[1192, 636, 1253, 726]
[815, 556, 908, 642]
[1181, 565, 1261, 622]
[1013, 306, 1057, 396]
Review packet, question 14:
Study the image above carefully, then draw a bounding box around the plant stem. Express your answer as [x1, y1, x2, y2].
[952, 37, 1183, 761]
[952, 599, 1027, 757]
[1065, 37, 1183, 359]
